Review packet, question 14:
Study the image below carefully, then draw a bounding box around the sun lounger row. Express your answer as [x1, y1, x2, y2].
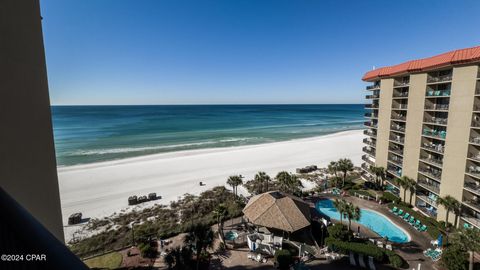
[424, 248, 442, 261]
[389, 206, 427, 232]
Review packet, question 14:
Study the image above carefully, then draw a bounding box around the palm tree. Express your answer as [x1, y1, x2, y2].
[369, 166, 385, 189]
[451, 228, 480, 270]
[254, 171, 271, 193]
[438, 195, 461, 227]
[344, 202, 361, 231]
[337, 158, 354, 188]
[184, 223, 215, 270]
[226, 175, 243, 197]
[333, 199, 347, 225]
[275, 171, 303, 195]
[395, 176, 415, 203]
[164, 252, 175, 269]
[328, 161, 339, 178]
[213, 204, 228, 242]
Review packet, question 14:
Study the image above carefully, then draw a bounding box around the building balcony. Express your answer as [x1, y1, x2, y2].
[363, 147, 375, 156]
[366, 84, 380, 90]
[418, 168, 442, 182]
[388, 156, 403, 167]
[387, 164, 402, 177]
[425, 89, 451, 98]
[390, 124, 405, 133]
[416, 193, 438, 207]
[388, 147, 403, 156]
[461, 214, 480, 229]
[365, 103, 379, 109]
[470, 137, 480, 146]
[392, 91, 409, 98]
[364, 129, 377, 138]
[391, 104, 408, 110]
[472, 120, 480, 129]
[468, 152, 480, 162]
[417, 179, 440, 194]
[364, 112, 378, 118]
[464, 181, 480, 196]
[424, 104, 449, 111]
[391, 114, 407, 122]
[463, 198, 480, 213]
[364, 121, 378, 128]
[366, 94, 380, 99]
[424, 117, 448, 126]
[473, 105, 480, 112]
[422, 129, 447, 140]
[421, 142, 445, 155]
[363, 138, 376, 147]
[416, 203, 438, 218]
[419, 156, 443, 168]
[389, 135, 405, 144]
[362, 154, 375, 165]
[361, 171, 375, 182]
[427, 74, 452, 84]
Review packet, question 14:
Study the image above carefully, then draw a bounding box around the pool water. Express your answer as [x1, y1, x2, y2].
[316, 199, 410, 243]
[225, 231, 238, 241]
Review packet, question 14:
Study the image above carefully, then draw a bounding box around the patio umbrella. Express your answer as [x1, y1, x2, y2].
[437, 234, 443, 247]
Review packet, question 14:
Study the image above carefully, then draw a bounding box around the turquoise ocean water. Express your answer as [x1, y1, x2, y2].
[52, 104, 364, 166]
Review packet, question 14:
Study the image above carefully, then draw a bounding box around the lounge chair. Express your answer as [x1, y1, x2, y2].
[395, 209, 404, 216]
[390, 206, 398, 213]
[414, 220, 422, 229]
[386, 244, 392, 251]
[368, 256, 376, 270]
[377, 241, 384, 248]
[420, 225, 427, 232]
[403, 213, 410, 220]
[349, 252, 356, 266]
[408, 216, 415, 224]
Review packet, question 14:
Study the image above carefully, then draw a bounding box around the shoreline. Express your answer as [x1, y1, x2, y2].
[59, 129, 365, 240]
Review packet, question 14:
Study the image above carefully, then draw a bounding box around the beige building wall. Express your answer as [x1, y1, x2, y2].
[376, 79, 394, 168]
[438, 65, 479, 223]
[0, 0, 64, 241]
[402, 74, 427, 201]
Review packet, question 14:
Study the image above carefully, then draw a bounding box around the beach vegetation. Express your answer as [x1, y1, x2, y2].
[212, 204, 228, 242]
[243, 171, 274, 194]
[344, 202, 361, 231]
[184, 223, 214, 270]
[336, 158, 354, 188]
[327, 161, 339, 178]
[275, 171, 303, 195]
[441, 243, 468, 270]
[437, 195, 461, 228]
[226, 175, 244, 197]
[326, 223, 352, 241]
[274, 249, 293, 270]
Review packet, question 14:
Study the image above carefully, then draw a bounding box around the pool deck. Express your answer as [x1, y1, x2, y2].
[308, 194, 440, 270]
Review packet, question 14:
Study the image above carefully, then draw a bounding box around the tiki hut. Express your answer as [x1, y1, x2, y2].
[243, 191, 311, 233]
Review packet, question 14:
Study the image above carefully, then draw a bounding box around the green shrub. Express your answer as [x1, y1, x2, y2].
[274, 249, 293, 270]
[327, 224, 352, 241]
[380, 192, 400, 203]
[138, 242, 158, 258]
[385, 250, 405, 268]
[324, 237, 384, 261]
[441, 244, 468, 270]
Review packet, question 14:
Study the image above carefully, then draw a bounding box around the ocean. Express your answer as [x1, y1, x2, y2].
[52, 104, 364, 166]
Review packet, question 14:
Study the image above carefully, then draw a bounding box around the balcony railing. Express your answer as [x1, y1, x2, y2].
[392, 104, 408, 110]
[424, 117, 448, 126]
[421, 142, 445, 154]
[387, 165, 402, 177]
[419, 156, 443, 167]
[417, 179, 440, 194]
[366, 84, 380, 90]
[393, 91, 409, 98]
[427, 74, 452, 83]
[425, 104, 449, 111]
[464, 181, 480, 195]
[366, 94, 380, 99]
[363, 147, 376, 156]
[416, 193, 438, 207]
[388, 147, 403, 155]
[416, 204, 438, 218]
[364, 121, 378, 128]
[363, 138, 375, 147]
[472, 120, 480, 128]
[466, 166, 480, 178]
[364, 130, 377, 137]
[362, 154, 375, 165]
[468, 152, 480, 161]
[390, 124, 405, 133]
[388, 157, 403, 166]
[422, 129, 447, 140]
[361, 171, 375, 182]
[365, 103, 379, 109]
[470, 137, 480, 145]
[463, 198, 480, 212]
[394, 81, 410, 87]
[391, 114, 407, 121]
[419, 167, 442, 181]
[461, 214, 480, 229]
[426, 89, 451, 97]
[389, 135, 405, 144]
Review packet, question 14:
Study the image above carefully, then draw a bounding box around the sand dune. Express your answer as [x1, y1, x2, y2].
[58, 129, 364, 236]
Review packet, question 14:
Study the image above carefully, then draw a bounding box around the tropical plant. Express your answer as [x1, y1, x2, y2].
[327, 161, 339, 178]
[333, 199, 348, 225]
[441, 244, 468, 270]
[184, 223, 214, 270]
[212, 204, 228, 242]
[344, 202, 361, 231]
[254, 171, 271, 193]
[275, 171, 303, 195]
[451, 227, 480, 270]
[274, 249, 293, 270]
[395, 176, 415, 203]
[369, 166, 385, 188]
[337, 158, 354, 188]
[226, 175, 243, 197]
[438, 195, 461, 228]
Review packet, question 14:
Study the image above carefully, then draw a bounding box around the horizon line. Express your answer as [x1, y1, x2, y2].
[51, 103, 365, 106]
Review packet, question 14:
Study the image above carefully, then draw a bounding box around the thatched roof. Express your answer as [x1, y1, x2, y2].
[242, 191, 311, 233]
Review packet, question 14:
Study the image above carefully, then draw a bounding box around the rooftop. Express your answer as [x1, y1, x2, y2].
[363, 45, 480, 81]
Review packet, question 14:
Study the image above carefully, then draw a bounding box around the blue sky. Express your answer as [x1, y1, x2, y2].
[41, 0, 480, 105]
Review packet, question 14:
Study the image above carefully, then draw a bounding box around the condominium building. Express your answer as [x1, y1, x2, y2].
[361, 46, 480, 229]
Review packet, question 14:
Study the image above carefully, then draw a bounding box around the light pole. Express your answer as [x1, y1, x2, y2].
[130, 221, 139, 247]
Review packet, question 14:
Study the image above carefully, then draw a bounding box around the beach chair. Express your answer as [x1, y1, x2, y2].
[408, 216, 415, 225]
[395, 209, 404, 216]
[420, 224, 427, 232]
[414, 220, 422, 229]
[386, 244, 392, 251]
[390, 206, 398, 213]
[376, 241, 383, 249]
[403, 213, 410, 220]
[368, 256, 376, 270]
[349, 252, 356, 266]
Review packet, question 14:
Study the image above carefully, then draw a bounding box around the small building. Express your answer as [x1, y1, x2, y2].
[148, 193, 157, 200]
[138, 196, 148, 203]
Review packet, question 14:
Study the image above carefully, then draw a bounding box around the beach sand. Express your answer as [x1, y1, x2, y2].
[59, 129, 364, 238]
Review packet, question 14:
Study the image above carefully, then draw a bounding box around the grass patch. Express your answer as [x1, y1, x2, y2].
[84, 252, 122, 269]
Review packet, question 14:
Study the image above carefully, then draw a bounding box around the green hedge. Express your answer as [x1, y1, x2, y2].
[325, 237, 384, 261]
[380, 192, 400, 203]
[388, 203, 441, 239]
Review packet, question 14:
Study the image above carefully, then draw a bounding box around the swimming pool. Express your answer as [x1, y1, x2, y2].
[316, 199, 410, 243]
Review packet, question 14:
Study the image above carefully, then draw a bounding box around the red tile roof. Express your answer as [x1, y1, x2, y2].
[363, 45, 480, 81]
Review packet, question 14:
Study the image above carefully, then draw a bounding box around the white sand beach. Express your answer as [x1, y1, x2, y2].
[59, 129, 364, 237]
